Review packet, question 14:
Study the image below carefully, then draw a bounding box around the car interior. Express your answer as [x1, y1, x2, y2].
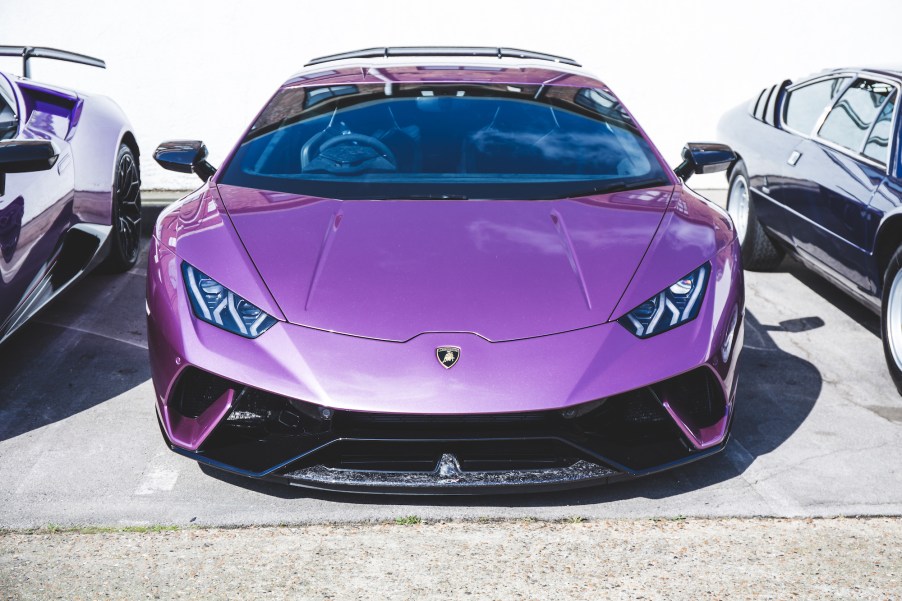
[241, 88, 654, 181]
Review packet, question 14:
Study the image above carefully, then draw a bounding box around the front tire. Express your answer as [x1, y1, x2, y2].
[881, 246, 902, 395]
[727, 161, 784, 271]
[100, 144, 141, 273]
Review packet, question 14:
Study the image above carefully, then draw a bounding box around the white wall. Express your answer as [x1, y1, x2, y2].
[2, 0, 900, 190]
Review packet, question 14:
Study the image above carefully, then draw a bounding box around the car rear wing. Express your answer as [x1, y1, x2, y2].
[0, 46, 105, 79]
[305, 46, 581, 67]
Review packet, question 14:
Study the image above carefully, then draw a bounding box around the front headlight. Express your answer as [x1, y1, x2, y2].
[182, 262, 277, 338]
[618, 263, 709, 338]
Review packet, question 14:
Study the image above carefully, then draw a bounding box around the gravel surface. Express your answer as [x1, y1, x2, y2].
[1, 518, 899, 600]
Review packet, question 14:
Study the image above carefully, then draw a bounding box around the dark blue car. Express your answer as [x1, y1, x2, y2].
[718, 68, 902, 392]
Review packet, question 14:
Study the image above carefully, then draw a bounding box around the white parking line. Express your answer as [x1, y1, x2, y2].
[34, 320, 148, 350]
[135, 462, 180, 496]
[743, 344, 779, 352]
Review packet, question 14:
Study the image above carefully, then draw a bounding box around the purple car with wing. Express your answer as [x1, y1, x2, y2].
[0, 46, 141, 344]
[149, 47, 744, 493]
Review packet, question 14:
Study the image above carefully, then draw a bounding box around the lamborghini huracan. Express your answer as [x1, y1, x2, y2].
[149, 47, 743, 493]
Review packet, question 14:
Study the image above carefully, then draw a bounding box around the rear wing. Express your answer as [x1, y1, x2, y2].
[0, 46, 105, 79]
[306, 47, 581, 67]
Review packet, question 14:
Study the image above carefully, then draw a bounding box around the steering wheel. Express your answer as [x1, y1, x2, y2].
[318, 133, 397, 165]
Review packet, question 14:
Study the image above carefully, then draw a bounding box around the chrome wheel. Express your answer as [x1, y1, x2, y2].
[887, 267, 902, 372]
[114, 149, 141, 264]
[727, 173, 750, 245]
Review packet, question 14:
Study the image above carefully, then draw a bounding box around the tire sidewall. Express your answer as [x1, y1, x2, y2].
[881, 247, 902, 394]
[727, 162, 751, 248]
[103, 144, 140, 272]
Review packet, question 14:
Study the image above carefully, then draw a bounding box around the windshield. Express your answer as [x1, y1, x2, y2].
[219, 83, 671, 200]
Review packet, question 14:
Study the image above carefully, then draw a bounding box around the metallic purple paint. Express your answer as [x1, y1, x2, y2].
[148, 56, 744, 490]
[0, 70, 138, 344]
[149, 184, 742, 442]
[283, 66, 602, 89]
[154, 238, 737, 389]
[216, 184, 675, 341]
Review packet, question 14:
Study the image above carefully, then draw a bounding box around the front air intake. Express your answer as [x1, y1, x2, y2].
[169, 368, 233, 418]
[653, 367, 725, 431]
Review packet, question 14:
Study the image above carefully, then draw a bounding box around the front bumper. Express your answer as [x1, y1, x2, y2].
[156, 366, 734, 493]
[165, 430, 729, 495]
[148, 237, 743, 493]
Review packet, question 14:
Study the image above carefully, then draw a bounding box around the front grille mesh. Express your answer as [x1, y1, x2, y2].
[311, 439, 581, 474]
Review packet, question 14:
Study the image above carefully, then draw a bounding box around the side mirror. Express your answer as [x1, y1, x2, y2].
[0, 139, 59, 173]
[153, 140, 217, 182]
[674, 143, 736, 181]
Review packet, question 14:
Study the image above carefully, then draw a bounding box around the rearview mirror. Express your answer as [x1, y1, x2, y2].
[0, 139, 59, 173]
[674, 143, 736, 181]
[153, 140, 217, 182]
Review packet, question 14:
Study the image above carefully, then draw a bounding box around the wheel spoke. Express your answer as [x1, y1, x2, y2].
[113, 151, 142, 262]
[889, 269, 902, 372]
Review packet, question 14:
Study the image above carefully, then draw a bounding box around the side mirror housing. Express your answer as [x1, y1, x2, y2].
[674, 142, 736, 181]
[0, 139, 59, 173]
[153, 140, 217, 182]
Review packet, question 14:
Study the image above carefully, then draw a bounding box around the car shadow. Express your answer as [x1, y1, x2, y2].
[0, 245, 150, 443]
[0, 230, 825, 504]
[199, 309, 823, 505]
[780, 256, 880, 337]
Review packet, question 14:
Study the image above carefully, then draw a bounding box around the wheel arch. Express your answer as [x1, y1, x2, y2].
[120, 130, 140, 161]
[875, 211, 902, 290]
[68, 95, 137, 226]
[726, 152, 745, 182]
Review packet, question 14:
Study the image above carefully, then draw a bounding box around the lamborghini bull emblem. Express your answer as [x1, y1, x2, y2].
[436, 346, 461, 369]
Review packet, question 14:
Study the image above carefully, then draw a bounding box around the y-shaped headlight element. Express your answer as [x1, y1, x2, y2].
[182, 262, 277, 338]
[618, 263, 710, 338]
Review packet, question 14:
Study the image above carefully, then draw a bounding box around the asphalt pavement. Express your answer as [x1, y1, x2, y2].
[1, 190, 901, 529]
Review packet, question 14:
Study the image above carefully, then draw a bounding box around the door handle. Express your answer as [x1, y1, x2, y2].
[787, 150, 802, 166]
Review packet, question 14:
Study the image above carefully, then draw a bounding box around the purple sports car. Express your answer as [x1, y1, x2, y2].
[149, 47, 744, 493]
[0, 47, 141, 344]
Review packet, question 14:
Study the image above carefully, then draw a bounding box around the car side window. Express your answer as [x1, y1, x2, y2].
[764, 84, 779, 126]
[783, 77, 848, 134]
[862, 92, 895, 164]
[0, 77, 17, 141]
[818, 78, 894, 159]
[753, 88, 769, 121]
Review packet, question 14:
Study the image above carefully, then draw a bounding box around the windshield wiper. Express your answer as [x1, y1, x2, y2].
[380, 194, 469, 200]
[563, 177, 670, 199]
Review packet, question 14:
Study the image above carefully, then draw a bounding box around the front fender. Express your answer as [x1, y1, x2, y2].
[611, 185, 736, 320]
[68, 94, 137, 226]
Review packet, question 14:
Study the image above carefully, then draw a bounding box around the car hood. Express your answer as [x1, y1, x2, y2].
[216, 184, 675, 342]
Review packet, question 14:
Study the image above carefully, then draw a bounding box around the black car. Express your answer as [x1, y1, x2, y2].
[718, 68, 902, 391]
